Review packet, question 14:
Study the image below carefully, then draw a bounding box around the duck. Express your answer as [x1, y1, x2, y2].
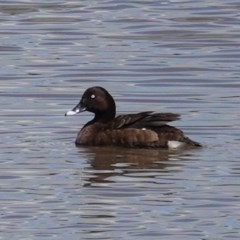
[65, 86, 201, 149]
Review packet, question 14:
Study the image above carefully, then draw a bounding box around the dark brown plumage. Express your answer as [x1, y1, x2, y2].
[65, 86, 201, 148]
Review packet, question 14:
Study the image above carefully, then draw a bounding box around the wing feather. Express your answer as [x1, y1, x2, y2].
[108, 111, 180, 129]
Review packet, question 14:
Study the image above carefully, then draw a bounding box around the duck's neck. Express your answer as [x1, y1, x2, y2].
[93, 97, 116, 123]
[93, 109, 116, 123]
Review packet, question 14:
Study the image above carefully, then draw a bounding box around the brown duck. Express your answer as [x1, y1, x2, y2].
[65, 86, 201, 149]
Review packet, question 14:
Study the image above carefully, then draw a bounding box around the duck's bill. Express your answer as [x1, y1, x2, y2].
[65, 110, 79, 116]
[65, 104, 86, 116]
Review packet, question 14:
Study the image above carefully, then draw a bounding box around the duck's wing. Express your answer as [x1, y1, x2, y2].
[137, 112, 181, 127]
[109, 111, 180, 129]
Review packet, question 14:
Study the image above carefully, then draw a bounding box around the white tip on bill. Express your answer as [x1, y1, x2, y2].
[65, 110, 79, 116]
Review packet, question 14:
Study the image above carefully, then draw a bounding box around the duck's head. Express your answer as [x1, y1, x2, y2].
[65, 86, 116, 122]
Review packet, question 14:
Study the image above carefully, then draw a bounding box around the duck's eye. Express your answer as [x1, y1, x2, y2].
[90, 94, 96, 99]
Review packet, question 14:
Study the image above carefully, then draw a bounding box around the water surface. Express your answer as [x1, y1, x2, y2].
[0, 1, 240, 239]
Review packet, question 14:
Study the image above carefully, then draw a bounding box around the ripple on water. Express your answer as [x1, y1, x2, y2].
[0, 1, 240, 240]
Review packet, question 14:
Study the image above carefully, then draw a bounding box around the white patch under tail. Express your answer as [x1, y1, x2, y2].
[167, 140, 185, 149]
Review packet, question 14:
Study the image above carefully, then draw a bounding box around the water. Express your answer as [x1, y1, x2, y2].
[0, 1, 240, 239]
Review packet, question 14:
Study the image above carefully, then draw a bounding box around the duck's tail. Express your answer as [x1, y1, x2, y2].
[184, 137, 202, 147]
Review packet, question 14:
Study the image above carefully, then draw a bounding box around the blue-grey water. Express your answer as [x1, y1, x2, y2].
[0, 1, 240, 239]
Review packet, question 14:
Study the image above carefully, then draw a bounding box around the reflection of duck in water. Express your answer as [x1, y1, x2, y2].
[79, 146, 185, 184]
[65, 86, 201, 149]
